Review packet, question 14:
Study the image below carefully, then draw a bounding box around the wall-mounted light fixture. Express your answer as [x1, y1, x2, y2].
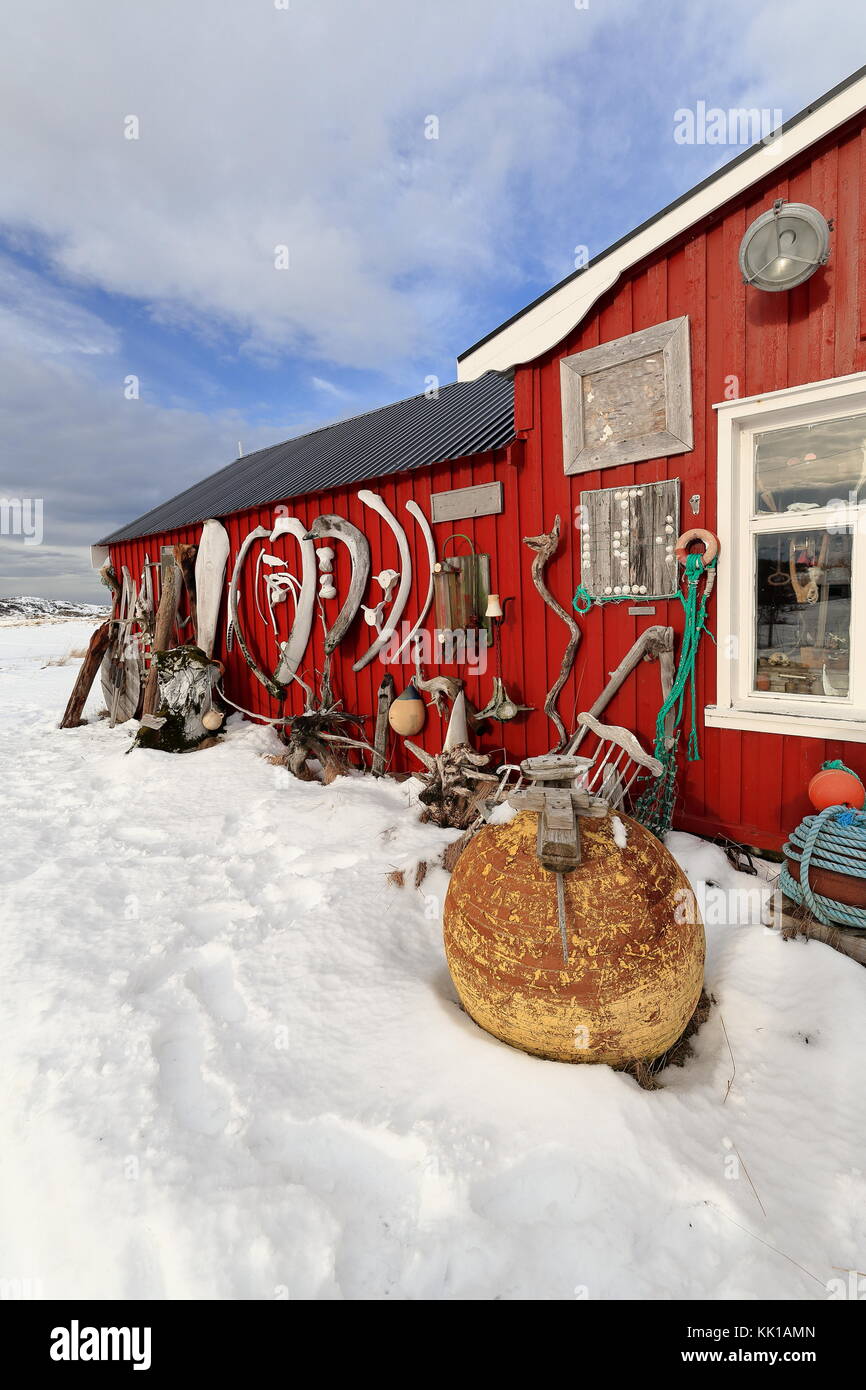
[738, 199, 830, 292]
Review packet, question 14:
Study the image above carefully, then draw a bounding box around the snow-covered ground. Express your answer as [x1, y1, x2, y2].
[2, 620, 865, 1300]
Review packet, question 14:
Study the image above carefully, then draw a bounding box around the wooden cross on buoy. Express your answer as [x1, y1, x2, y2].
[506, 755, 608, 962]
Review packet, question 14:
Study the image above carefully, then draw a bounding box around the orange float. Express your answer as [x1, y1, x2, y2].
[807, 762, 865, 812]
[443, 809, 705, 1066]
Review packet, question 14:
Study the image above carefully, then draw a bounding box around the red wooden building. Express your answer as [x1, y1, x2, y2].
[99, 66, 866, 850]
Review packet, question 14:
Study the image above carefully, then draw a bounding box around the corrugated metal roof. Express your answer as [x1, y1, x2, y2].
[99, 371, 515, 544]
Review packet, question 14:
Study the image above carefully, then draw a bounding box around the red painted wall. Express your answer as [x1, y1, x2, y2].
[110, 112, 866, 850]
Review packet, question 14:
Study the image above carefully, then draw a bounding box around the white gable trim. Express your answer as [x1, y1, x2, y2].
[457, 72, 866, 382]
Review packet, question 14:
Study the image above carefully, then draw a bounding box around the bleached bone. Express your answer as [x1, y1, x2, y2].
[354, 490, 413, 672]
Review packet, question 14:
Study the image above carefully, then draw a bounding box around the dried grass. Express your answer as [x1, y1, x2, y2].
[619, 989, 714, 1091]
[42, 648, 87, 667]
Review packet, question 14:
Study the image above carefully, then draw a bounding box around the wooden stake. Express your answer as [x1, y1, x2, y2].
[59, 621, 112, 728]
[372, 673, 395, 777]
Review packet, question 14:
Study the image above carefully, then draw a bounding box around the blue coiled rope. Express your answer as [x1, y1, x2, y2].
[779, 804, 866, 930]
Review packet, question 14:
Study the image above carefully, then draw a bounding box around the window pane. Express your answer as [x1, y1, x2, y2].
[754, 413, 866, 513]
[755, 529, 851, 698]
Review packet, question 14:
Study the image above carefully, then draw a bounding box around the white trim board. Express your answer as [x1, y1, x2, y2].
[457, 72, 866, 381]
[705, 706, 866, 744]
[711, 370, 866, 742]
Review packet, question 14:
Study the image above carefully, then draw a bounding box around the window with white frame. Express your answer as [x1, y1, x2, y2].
[708, 372, 866, 743]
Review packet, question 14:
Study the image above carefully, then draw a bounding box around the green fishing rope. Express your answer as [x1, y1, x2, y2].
[574, 553, 717, 837]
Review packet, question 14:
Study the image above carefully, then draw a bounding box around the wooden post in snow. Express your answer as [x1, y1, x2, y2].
[59, 621, 112, 728]
[372, 673, 395, 776]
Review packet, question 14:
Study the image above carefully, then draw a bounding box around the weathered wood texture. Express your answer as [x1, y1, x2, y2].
[372, 673, 395, 777]
[580, 479, 679, 598]
[523, 515, 581, 752]
[430, 481, 503, 523]
[59, 621, 112, 728]
[774, 891, 866, 966]
[561, 315, 693, 473]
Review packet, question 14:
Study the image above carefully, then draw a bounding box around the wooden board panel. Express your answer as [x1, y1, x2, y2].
[430, 481, 503, 523]
[580, 479, 679, 598]
[561, 316, 693, 473]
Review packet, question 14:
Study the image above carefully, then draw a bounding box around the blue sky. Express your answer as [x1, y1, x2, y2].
[0, 0, 862, 598]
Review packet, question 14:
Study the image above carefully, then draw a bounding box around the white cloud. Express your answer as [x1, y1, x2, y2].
[311, 376, 353, 399]
[0, 0, 633, 369]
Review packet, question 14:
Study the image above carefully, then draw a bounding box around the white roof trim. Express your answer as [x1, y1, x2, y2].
[457, 72, 866, 382]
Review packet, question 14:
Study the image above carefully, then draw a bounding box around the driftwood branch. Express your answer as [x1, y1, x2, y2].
[59, 621, 112, 728]
[523, 515, 581, 752]
[405, 740, 493, 828]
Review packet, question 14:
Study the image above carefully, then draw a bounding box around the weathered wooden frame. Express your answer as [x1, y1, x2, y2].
[560, 315, 693, 474]
[430, 482, 503, 524]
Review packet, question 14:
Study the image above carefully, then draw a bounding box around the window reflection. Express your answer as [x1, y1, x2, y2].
[755, 414, 866, 514]
[755, 530, 851, 697]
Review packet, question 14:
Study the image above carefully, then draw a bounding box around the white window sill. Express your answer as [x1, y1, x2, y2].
[704, 705, 866, 743]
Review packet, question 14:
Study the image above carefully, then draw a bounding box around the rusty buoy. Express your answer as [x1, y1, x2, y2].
[443, 810, 704, 1066]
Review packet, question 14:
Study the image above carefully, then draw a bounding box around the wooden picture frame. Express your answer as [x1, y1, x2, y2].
[560, 315, 693, 475]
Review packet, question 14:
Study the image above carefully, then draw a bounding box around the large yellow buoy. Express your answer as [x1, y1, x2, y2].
[443, 809, 704, 1066]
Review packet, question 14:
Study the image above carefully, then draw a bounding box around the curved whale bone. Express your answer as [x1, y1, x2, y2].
[228, 525, 285, 700]
[388, 500, 436, 665]
[304, 514, 371, 655]
[269, 516, 317, 685]
[353, 490, 413, 672]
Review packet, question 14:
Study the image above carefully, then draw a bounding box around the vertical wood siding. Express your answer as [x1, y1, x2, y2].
[110, 114, 866, 849]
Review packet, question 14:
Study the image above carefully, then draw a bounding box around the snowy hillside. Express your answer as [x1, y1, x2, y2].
[0, 595, 107, 623]
[2, 619, 865, 1300]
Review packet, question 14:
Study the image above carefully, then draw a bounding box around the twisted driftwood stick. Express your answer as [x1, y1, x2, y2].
[523, 515, 581, 752]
